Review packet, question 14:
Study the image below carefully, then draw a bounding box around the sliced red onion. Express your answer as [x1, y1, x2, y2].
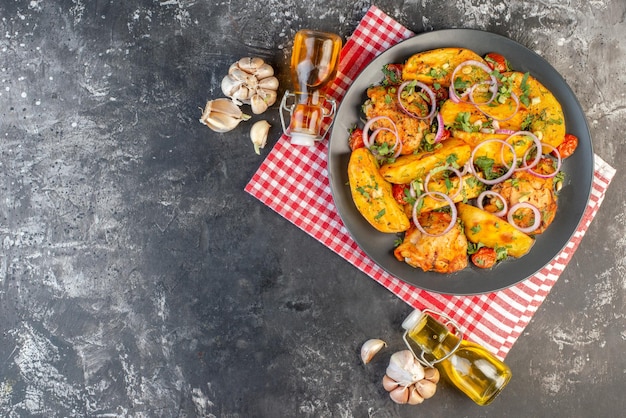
[411, 192, 458, 237]
[526, 143, 562, 178]
[408, 179, 421, 199]
[397, 81, 437, 120]
[500, 131, 541, 171]
[507, 202, 541, 234]
[448, 60, 498, 103]
[477, 190, 508, 218]
[467, 81, 498, 106]
[362, 115, 402, 157]
[423, 165, 464, 201]
[469, 138, 517, 185]
[459, 160, 472, 176]
[362, 116, 393, 148]
[433, 112, 445, 143]
[495, 129, 517, 135]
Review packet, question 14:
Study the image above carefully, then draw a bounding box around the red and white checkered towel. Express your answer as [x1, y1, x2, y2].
[245, 5, 616, 360]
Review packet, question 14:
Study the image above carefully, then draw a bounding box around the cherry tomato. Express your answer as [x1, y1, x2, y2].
[554, 133, 578, 159]
[471, 247, 497, 269]
[484, 53, 510, 73]
[348, 127, 365, 151]
[392, 183, 410, 206]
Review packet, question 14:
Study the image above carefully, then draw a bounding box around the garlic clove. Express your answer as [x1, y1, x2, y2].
[199, 98, 250, 133]
[382, 374, 399, 392]
[360, 339, 387, 364]
[229, 67, 251, 82]
[389, 385, 410, 404]
[250, 94, 270, 115]
[258, 76, 279, 91]
[414, 379, 437, 399]
[407, 385, 425, 405]
[386, 350, 425, 386]
[254, 63, 275, 79]
[423, 367, 440, 384]
[238, 56, 265, 72]
[221, 75, 244, 97]
[250, 120, 271, 154]
[230, 85, 252, 104]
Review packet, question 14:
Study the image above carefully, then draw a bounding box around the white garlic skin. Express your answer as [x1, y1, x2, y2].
[199, 98, 250, 133]
[360, 339, 387, 364]
[250, 120, 271, 154]
[386, 350, 425, 386]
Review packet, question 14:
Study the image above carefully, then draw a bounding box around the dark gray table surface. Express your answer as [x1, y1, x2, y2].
[1, 1, 624, 417]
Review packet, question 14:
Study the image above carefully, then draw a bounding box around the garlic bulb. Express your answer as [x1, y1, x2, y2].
[221, 57, 279, 114]
[250, 120, 271, 155]
[199, 98, 251, 133]
[360, 339, 387, 364]
[383, 350, 439, 405]
[386, 350, 425, 386]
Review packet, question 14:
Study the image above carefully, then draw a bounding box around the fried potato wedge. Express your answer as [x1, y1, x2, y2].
[348, 147, 410, 233]
[379, 138, 471, 184]
[517, 72, 566, 150]
[457, 202, 534, 258]
[440, 71, 566, 156]
[452, 130, 536, 166]
[439, 100, 528, 134]
[402, 47, 485, 87]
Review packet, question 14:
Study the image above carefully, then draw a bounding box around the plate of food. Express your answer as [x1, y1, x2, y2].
[327, 29, 594, 295]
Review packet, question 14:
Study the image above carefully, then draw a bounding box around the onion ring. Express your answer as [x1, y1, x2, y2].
[507, 202, 541, 234]
[526, 143, 562, 178]
[448, 60, 498, 104]
[411, 192, 458, 237]
[362, 115, 402, 157]
[397, 81, 437, 120]
[469, 138, 517, 185]
[433, 112, 445, 143]
[477, 190, 508, 218]
[496, 130, 542, 172]
[423, 165, 464, 201]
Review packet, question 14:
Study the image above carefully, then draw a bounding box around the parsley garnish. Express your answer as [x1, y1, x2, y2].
[519, 72, 531, 107]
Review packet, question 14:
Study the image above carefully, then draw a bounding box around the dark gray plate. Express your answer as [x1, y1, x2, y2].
[327, 29, 594, 295]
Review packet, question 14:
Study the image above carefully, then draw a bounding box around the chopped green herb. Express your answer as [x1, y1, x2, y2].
[519, 72, 531, 107]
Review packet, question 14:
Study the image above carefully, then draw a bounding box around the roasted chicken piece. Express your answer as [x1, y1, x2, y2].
[486, 158, 558, 235]
[363, 85, 430, 155]
[394, 211, 468, 273]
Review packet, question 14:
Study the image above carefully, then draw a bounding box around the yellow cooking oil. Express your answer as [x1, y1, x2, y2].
[283, 29, 342, 145]
[405, 311, 512, 406]
[290, 29, 342, 94]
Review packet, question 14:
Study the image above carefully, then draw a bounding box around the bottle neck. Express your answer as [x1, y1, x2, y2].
[406, 313, 461, 362]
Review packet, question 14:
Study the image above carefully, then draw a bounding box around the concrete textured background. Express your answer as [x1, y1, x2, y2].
[0, 0, 624, 417]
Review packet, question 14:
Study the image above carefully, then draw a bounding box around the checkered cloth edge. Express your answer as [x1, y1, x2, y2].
[244, 5, 616, 360]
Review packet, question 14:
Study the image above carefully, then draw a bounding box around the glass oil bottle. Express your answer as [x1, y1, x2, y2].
[402, 309, 512, 406]
[280, 29, 342, 146]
